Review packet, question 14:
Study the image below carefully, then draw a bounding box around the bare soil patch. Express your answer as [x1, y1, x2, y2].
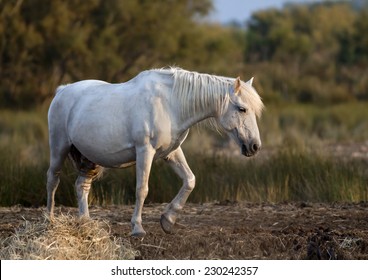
[1, 202, 367, 259]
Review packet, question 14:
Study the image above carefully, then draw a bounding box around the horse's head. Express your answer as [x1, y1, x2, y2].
[218, 77, 264, 157]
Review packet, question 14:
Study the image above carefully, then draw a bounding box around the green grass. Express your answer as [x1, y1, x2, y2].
[260, 102, 368, 147]
[184, 148, 367, 203]
[1, 146, 366, 207]
[1, 102, 368, 207]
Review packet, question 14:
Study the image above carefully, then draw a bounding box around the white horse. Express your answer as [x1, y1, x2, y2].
[46, 67, 264, 237]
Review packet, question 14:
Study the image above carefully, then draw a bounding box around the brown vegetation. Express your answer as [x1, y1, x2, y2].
[1, 202, 367, 260]
[0, 212, 137, 260]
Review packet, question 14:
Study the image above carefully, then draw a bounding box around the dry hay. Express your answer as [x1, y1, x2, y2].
[0, 214, 138, 260]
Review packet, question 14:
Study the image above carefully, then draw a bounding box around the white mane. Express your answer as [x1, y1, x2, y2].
[153, 67, 264, 120]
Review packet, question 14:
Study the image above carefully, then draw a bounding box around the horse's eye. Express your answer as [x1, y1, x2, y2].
[238, 107, 247, 113]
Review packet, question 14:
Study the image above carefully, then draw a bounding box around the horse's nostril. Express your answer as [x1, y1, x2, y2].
[252, 143, 260, 152]
[241, 143, 260, 157]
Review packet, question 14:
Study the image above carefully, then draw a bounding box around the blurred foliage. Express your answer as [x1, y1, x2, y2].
[244, 1, 368, 103]
[0, 0, 241, 108]
[0, 0, 368, 108]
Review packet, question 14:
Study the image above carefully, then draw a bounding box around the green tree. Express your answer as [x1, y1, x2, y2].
[2, 0, 234, 108]
[337, 10, 368, 100]
[244, 2, 359, 104]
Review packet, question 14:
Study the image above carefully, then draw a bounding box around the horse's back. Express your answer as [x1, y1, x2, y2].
[54, 79, 105, 94]
[49, 79, 136, 125]
[53, 80, 110, 102]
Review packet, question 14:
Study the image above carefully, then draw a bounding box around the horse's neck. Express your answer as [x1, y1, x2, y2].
[178, 107, 214, 130]
[159, 69, 230, 132]
[176, 88, 227, 131]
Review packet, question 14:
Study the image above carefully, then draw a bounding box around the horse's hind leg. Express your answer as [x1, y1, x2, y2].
[46, 144, 70, 220]
[75, 175, 93, 218]
[70, 146, 102, 218]
[75, 168, 102, 218]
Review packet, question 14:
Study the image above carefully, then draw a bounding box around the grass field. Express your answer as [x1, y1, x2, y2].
[0, 102, 367, 207]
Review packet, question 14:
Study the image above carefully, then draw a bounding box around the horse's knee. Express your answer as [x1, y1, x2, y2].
[186, 174, 196, 191]
[76, 176, 92, 188]
[136, 185, 149, 200]
[47, 168, 60, 185]
[75, 176, 93, 200]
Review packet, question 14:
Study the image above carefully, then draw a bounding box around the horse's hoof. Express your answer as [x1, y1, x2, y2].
[131, 224, 146, 238]
[131, 230, 146, 238]
[160, 214, 174, 234]
[46, 212, 55, 223]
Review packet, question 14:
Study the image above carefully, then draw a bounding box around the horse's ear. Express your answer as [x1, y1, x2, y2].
[246, 77, 254, 86]
[234, 77, 241, 94]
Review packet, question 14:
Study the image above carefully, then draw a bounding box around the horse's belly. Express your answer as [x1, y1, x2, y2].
[72, 135, 137, 168]
[118, 161, 136, 168]
[106, 148, 137, 167]
[88, 148, 136, 168]
[68, 112, 137, 167]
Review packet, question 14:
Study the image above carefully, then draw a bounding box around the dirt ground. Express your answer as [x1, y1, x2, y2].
[1, 201, 367, 259]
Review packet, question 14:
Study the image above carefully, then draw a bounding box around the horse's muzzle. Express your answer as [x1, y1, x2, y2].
[241, 142, 261, 157]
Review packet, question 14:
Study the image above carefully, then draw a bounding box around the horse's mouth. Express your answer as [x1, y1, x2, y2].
[241, 143, 260, 157]
[233, 129, 260, 157]
[241, 144, 253, 157]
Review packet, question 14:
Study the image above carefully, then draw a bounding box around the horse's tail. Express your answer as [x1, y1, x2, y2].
[55, 84, 69, 95]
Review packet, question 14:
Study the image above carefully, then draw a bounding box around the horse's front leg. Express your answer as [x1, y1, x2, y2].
[131, 145, 155, 237]
[161, 147, 195, 234]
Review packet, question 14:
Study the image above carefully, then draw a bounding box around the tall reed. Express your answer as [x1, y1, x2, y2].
[1, 103, 367, 207]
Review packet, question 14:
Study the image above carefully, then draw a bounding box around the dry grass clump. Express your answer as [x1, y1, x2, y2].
[0, 214, 138, 260]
